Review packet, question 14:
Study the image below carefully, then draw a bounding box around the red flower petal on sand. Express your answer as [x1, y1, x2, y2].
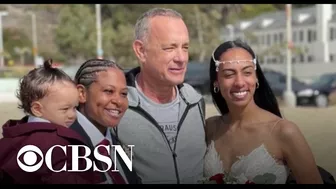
[209, 173, 225, 184]
[245, 180, 255, 184]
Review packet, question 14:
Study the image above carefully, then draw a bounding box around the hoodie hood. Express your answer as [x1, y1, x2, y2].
[2, 116, 83, 141]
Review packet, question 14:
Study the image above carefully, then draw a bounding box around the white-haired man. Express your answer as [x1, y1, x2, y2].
[112, 8, 206, 184]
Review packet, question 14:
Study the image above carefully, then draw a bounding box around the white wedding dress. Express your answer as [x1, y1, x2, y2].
[204, 140, 290, 184]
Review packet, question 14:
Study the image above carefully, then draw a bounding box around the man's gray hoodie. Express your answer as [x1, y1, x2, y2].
[111, 67, 206, 184]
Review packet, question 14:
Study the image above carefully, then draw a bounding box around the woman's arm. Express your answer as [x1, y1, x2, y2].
[277, 120, 323, 184]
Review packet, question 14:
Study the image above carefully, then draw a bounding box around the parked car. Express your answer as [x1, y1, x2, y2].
[329, 89, 336, 106]
[263, 69, 308, 98]
[296, 73, 336, 107]
[184, 62, 210, 95]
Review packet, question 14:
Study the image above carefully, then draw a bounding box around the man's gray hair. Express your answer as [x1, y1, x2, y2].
[134, 8, 183, 43]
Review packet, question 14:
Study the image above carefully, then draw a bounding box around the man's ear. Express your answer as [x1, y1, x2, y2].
[77, 84, 87, 104]
[133, 40, 146, 63]
[30, 101, 43, 117]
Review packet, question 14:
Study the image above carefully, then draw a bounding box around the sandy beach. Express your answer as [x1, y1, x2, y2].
[1, 102, 336, 177]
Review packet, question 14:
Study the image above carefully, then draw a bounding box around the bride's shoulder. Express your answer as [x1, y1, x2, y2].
[206, 115, 223, 123]
[205, 115, 221, 129]
[205, 116, 222, 144]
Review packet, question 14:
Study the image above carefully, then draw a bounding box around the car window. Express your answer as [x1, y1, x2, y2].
[311, 74, 334, 87]
[186, 63, 208, 78]
[279, 75, 286, 83]
[331, 76, 336, 87]
[264, 71, 305, 87]
[264, 72, 280, 83]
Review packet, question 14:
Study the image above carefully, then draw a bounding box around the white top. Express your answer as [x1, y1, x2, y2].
[204, 140, 289, 184]
[76, 110, 128, 184]
[27, 115, 50, 123]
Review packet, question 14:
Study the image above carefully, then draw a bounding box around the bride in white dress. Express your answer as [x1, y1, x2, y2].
[203, 40, 323, 184]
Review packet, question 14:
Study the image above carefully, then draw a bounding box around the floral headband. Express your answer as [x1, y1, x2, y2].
[212, 50, 257, 72]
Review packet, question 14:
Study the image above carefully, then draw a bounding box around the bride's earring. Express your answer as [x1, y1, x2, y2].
[214, 86, 219, 93]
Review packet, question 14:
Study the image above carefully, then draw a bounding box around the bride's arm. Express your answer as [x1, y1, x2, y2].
[277, 120, 323, 184]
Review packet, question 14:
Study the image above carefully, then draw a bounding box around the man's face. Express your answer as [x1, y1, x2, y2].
[140, 16, 190, 86]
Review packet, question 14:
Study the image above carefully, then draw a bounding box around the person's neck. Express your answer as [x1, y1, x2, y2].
[137, 72, 176, 104]
[79, 106, 107, 136]
[227, 101, 260, 126]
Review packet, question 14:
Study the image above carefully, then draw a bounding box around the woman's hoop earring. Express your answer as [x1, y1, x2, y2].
[214, 86, 219, 93]
[256, 82, 259, 89]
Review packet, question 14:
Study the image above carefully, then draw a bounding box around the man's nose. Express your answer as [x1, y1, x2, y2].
[173, 48, 188, 63]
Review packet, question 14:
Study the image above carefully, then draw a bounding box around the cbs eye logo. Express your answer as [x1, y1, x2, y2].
[17, 145, 44, 172]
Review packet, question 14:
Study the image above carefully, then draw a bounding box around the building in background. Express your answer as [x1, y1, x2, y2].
[221, 4, 336, 65]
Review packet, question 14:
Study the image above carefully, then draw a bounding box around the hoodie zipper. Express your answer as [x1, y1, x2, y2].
[130, 101, 195, 184]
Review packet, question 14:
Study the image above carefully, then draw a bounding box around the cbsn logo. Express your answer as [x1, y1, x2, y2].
[17, 144, 134, 173]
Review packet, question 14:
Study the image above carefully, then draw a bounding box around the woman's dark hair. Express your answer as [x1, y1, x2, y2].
[209, 39, 282, 118]
[16, 59, 75, 115]
[74, 59, 123, 87]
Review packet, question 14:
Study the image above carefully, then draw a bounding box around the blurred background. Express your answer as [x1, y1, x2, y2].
[0, 4, 336, 177]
